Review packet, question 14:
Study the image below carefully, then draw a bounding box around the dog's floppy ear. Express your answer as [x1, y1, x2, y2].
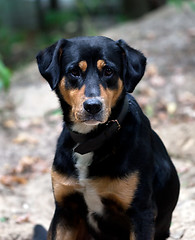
[36, 39, 67, 90]
[116, 39, 146, 93]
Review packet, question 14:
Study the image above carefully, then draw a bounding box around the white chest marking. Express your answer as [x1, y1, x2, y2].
[74, 152, 93, 185]
[74, 152, 103, 217]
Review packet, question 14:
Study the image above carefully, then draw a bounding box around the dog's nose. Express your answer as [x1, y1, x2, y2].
[83, 99, 102, 115]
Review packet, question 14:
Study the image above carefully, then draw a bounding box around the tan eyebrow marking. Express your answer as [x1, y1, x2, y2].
[97, 59, 106, 71]
[78, 60, 87, 72]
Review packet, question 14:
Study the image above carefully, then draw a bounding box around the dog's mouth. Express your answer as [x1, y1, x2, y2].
[79, 112, 107, 125]
[71, 111, 108, 134]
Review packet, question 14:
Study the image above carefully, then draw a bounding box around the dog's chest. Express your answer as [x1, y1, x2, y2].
[73, 151, 139, 232]
[74, 152, 104, 215]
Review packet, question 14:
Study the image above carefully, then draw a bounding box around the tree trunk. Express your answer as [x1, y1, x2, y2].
[50, 0, 58, 10]
[122, 0, 167, 19]
[36, 0, 45, 30]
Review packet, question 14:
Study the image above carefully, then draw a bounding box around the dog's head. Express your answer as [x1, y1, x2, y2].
[37, 36, 146, 132]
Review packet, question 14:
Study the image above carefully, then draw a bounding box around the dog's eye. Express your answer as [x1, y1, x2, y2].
[70, 68, 80, 77]
[104, 67, 113, 77]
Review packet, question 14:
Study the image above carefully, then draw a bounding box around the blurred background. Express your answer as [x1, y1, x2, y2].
[0, 0, 195, 239]
[0, 0, 175, 70]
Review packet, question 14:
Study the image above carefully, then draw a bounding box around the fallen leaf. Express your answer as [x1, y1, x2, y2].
[13, 133, 38, 145]
[157, 112, 168, 121]
[12, 156, 49, 175]
[137, 96, 150, 107]
[149, 75, 166, 87]
[32, 160, 49, 174]
[178, 91, 195, 105]
[3, 120, 17, 129]
[15, 214, 31, 224]
[145, 64, 159, 77]
[0, 175, 28, 187]
[13, 156, 39, 174]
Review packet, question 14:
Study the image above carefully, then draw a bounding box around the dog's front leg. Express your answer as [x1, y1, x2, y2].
[47, 206, 78, 240]
[129, 208, 155, 240]
[47, 204, 89, 240]
[48, 170, 91, 240]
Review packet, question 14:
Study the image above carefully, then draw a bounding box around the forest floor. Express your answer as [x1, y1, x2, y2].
[0, 4, 195, 240]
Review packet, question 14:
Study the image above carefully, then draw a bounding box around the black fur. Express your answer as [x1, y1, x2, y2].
[36, 36, 179, 240]
[116, 39, 146, 92]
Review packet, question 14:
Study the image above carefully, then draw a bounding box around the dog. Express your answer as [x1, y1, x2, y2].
[36, 36, 180, 240]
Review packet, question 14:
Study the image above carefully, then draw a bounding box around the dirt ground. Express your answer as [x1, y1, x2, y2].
[0, 4, 195, 240]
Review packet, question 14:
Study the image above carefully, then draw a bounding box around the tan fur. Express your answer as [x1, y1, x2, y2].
[50, 170, 93, 239]
[100, 78, 123, 109]
[48, 219, 90, 240]
[97, 59, 106, 71]
[58, 77, 124, 125]
[51, 168, 139, 239]
[58, 77, 86, 122]
[54, 226, 77, 240]
[59, 48, 63, 61]
[51, 170, 81, 204]
[130, 231, 136, 240]
[88, 171, 139, 210]
[79, 60, 87, 72]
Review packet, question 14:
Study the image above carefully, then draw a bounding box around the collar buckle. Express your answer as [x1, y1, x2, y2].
[107, 119, 121, 130]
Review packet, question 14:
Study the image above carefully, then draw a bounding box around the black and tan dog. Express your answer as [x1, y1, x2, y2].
[36, 36, 180, 240]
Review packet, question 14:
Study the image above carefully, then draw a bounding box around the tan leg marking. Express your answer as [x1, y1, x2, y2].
[47, 220, 90, 240]
[55, 225, 78, 240]
[97, 59, 106, 71]
[49, 171, 92, 239]
[51, 170, 81, 204]
[130, 231, 136, 240]
[79, 61, 87, 72]
[88, 171, 139, 210]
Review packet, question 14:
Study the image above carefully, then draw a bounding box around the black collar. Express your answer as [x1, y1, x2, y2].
[69, 95, 129, 155]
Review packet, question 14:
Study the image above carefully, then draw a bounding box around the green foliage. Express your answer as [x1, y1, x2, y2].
[0, 26, 26, 56]
[0, 24, 62, 69]
[168, 0, 183, 7]
[0, 58, 12, 91]
[0, 217, 9, 223]
[45, 10, 79, 29]
[168, 0, 195, 10]
[145, 104, 154, 118]
[47, 108, 62, 116]
[189, 1, 195, 11]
